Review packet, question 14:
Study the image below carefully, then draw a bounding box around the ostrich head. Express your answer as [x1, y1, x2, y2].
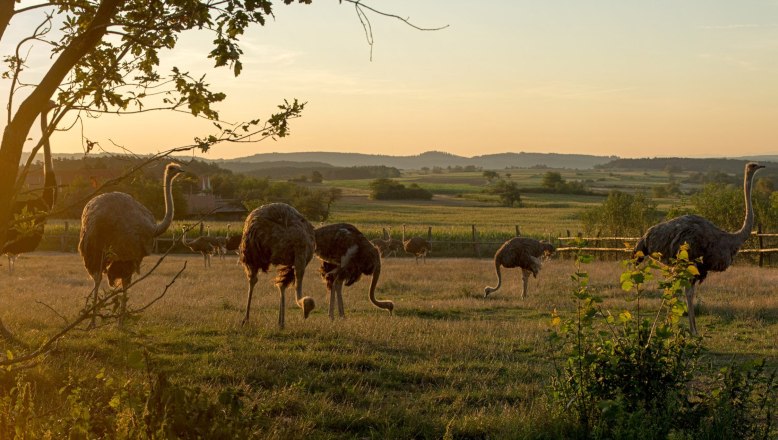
[746, 162, 765, 176]
[165, 162, 186, 180]
[301, 297, 315, 319]
[541, 242, 556, 261]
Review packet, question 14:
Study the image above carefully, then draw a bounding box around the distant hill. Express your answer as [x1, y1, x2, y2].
[598, 157, 778, 181]
[223, 151, 617, 170]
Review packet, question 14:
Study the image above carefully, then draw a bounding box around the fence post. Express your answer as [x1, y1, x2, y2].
[515, 225, 520, 236]
[472, 224, 480, 258]
[758, 223, 764, 268]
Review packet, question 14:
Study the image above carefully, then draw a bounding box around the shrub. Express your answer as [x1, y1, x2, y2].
[580, 190, 658, 236]
[368, 178, 433, 200]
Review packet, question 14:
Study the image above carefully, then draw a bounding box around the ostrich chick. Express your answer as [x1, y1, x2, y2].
[315, 223, 394, 319]
[484, 237, 555, 298]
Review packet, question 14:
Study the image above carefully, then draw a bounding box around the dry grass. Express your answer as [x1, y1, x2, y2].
[1, 252, 776, 437]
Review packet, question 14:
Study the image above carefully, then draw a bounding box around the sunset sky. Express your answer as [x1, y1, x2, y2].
[7, 0, 778, 160]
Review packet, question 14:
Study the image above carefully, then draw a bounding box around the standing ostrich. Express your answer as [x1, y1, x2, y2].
[239, 203, 315, 328]
[79, 162, 185, 326]
[633, 162, 765, 335]
[484, 237, 556, 298]
[370, 237, 389, 257]
[402, 224, 431, 263]
[384, 227, 404, 257]
[314, 223, 394, 319]
[2, 101, 58, 274]
[181, 226, 215, 267]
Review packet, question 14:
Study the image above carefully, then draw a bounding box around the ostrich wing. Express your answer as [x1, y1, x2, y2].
[636, 215, 739, 275]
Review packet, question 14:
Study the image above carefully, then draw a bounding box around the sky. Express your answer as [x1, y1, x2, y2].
[5, 0, 778, 160]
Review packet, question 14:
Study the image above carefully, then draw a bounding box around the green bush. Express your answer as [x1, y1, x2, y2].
[368, 178, 433, 200]
[580, 190, 658, 236]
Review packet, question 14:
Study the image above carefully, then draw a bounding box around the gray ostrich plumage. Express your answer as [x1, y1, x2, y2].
[315, 223, 393, 320]
[633, 162, 764, 335]
[239, 203, 315, 328]
[79, 162, 185, 326]
[402, 224, 431, 263]
[2, 101, 58, 274]
[484, 237, 556, 298]
[181, 226, 215, 267]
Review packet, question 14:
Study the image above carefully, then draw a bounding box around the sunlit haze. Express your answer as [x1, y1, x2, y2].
[7, 0, 778, 160]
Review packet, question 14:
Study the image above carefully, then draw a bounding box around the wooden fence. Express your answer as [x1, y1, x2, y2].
[37, 223, 778, 267]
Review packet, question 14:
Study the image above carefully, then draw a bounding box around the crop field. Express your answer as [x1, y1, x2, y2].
[1, 251, 776, 438]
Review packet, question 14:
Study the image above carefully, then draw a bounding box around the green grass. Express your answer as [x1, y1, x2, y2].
[1, 252, 776, 438]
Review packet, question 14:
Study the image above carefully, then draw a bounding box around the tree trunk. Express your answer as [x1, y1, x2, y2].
[0, 0, 13, 42]
[0, 0, 122, 247]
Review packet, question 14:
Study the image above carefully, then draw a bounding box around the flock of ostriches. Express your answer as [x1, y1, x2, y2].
[2, 103, 767, 335]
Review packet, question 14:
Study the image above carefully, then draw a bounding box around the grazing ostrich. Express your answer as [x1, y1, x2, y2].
[2, 101, 58, 274]
[633, 162, 765, 335]
[402, 224, 431, 263]
[239, 203, 315, 328]
[79, 162, 185, 326]
[484, 237, 556, 298]
[314, 223, 394, 319]
[181, 226, 215, 267]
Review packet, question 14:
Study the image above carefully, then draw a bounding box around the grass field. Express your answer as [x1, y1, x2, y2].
[1, 251, 776, 438]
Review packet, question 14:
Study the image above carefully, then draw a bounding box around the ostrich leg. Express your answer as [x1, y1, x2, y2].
[242, 271, 258, 326]
[336, 278, 346, 318]
[686, 285, 697, 335]
[87, 273, 102, 328]
[521, 269, 531, 298]
[118, 276, 131, 327]
[278, 283, 286, 329]
[328, 278, 345, 320]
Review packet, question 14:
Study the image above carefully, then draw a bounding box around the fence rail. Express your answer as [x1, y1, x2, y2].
[35, 224, 778, 267]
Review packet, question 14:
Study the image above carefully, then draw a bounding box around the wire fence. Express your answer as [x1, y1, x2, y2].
[35, 223, 778, 267]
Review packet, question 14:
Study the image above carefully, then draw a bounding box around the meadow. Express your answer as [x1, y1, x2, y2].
[1, 251, 776, 438]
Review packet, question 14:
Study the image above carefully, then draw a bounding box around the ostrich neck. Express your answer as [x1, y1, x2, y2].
[153, 172, 176, 237]
[734, 171, 756, 243]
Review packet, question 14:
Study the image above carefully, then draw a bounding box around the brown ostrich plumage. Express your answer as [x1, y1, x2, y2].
[633, 162, 764, 335]
[484, 237, 555, 298]
[79, 162, 185, 326]
[315, 223, 393, 319]
[402, 224, 431, 263]
[239, 203, 315, 328]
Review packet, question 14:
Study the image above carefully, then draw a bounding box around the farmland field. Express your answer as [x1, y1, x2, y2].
[1, 251, 776, 438]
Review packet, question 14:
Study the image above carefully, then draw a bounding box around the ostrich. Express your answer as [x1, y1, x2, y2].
[204, 225, 227, 260]
[2, 101, 58, 274]
[314, 223, 394, 320]
[484, 237, 556, 298]
[181, 226, 215, 267]
[402, 224, 431, 263]
[239, 203, 315, 328]
[224, 224, 242, 263]
[370, 237, 389, 257]
[79, 162, 185, 326]
[633, 162, 765, 335]
[383, 227, 404, 258]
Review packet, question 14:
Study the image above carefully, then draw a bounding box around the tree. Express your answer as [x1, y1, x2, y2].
[542, 171, 564, 189]
[1, 0, 444, 364]
[580, 191, 659, 236]
[483, 170, 500, 183]
[311, 170, 323, 183]
[487, 179, 522, 207]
